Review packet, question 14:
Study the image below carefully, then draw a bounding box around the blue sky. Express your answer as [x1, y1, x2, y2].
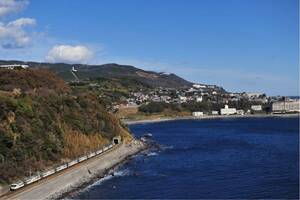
[0, 0, 298, 96]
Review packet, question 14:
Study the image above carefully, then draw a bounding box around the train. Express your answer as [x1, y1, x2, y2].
[9, 141, 119, 191]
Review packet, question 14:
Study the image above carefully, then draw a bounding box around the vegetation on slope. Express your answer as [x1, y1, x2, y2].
[0, 69, 131, 184]
[0, 60, 195, 89]
[70, 76, 152, 107]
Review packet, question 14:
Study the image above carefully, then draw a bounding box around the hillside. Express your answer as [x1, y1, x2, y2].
[0, 60, 194, 89]
[0, 68, 131, 184]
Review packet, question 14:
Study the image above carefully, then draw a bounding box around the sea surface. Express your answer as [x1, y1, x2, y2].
[75, 117, 299, 199]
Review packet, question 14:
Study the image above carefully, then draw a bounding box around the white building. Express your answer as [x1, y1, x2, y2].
[236, 110, 244, 115]
[179, 96, 187, 103]
[244, 92, 263, 98]
[272, 100, 300, 113]
[220, 105, 237, 115]
[211, 111, 219, 115]
[0, 64, 29, 69]
[193, 84, 206, 89]
[251, 105, 262, 111]
[196, 96, 203, 102]
[192, 111, 204, 117]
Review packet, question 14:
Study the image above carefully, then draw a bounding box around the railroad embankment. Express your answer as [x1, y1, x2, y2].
[2, 139, 146, 200]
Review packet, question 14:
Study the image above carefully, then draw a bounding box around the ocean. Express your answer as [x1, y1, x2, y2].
[74, 117, 299, 199]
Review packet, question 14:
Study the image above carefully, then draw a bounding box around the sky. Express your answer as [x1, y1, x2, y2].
[0, 0, 298, 96]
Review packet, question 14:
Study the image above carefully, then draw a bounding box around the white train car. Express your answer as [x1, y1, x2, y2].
[78, 155, 88, 162]
[87, 152, 96, 158]
[96, 149, 103, 155]
[10, 181, 25, 190]
[41, 169, 55, 178]
[108, 144, 113, 148]
[103, 146, 108, 151]
[68, 159, 78, 167]
[24, 174, 41, 185]
[55, 164, 67, 172]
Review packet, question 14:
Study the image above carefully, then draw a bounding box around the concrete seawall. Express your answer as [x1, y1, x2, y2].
[2, 139, 146, 200]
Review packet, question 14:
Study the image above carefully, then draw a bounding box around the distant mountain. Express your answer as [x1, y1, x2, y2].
[0, 60, 194, 89]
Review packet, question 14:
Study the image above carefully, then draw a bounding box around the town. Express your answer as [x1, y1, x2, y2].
[114, 83, 300, 117]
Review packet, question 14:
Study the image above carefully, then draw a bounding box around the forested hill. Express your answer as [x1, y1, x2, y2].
[0, 68, 131, 183]
[0, 60, 193, 89]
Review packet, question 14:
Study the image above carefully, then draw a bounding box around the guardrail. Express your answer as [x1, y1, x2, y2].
[9, 142, 119, 191]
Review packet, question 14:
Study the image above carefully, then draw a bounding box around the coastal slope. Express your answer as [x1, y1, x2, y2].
[0, 68, 132, 184]
[3, 140, 145, 200]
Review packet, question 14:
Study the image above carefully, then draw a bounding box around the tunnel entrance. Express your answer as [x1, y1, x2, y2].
[112, 136, 121, 145]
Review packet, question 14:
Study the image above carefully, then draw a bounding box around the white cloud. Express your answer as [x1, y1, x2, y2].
[7, 17, 35, 26]
[0, 0, 28, 17]
[0, 17, 36, 48]
[45, 45, 94, 64]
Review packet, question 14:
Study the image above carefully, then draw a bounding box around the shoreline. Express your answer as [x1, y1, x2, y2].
[123, 113, 300, 125]
[2, 139, 147, 200]
[59, 147, 147, 199]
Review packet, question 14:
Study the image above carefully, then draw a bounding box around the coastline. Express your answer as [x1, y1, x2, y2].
[2, 139, 147, 200]
[123, 113, 300, 125]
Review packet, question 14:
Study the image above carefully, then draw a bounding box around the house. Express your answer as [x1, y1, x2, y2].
[220, 105, 237, 115]
[196, 96, 203, 102]
[211, 111, 219, 115]
[251, 105, 262, 111]
[192, 111, 204, 117]
[236, 110, 244, 115]
[179, 96, 187, 103]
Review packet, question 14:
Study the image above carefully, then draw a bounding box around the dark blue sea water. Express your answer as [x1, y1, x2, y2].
[75, 117, 299, 199]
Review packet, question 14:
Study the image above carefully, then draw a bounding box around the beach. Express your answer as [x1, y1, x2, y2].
[123, 113, 300, 125]
[2, 139, 146, 200]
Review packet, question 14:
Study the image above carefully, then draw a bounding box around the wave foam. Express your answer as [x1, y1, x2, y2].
[81, 169, 130, 192]
[160, 145, 174, 150]
[146, 152, 158, 156]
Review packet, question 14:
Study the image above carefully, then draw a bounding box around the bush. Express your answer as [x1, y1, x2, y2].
[139, 102, 166, 113]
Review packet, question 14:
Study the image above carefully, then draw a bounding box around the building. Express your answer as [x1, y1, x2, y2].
[220, 105, 237, 115]
[251, 105, 262, 111]
[272, 100, 300, 113]
[193, 84, 206, 89]
[192, 111, 204, 117]
[0, 64, 29, 69]
[211, 111, 219, 115]
[179, 96, 187, 103]
[196, 96, 203, 102]
[236, 110, 244, 115]
[243, 92, 263, 98]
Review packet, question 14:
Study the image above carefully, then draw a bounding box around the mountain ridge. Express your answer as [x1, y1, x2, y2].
[0, 60, 224, 90]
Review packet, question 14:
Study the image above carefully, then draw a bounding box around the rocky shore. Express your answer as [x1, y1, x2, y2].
[2, 139, 146, 200]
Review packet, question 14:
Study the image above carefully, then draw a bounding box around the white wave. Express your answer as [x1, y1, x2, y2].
[160, 145, 174, 150]
[146, 152, 158, 156]
[80, 169, 130, 192]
